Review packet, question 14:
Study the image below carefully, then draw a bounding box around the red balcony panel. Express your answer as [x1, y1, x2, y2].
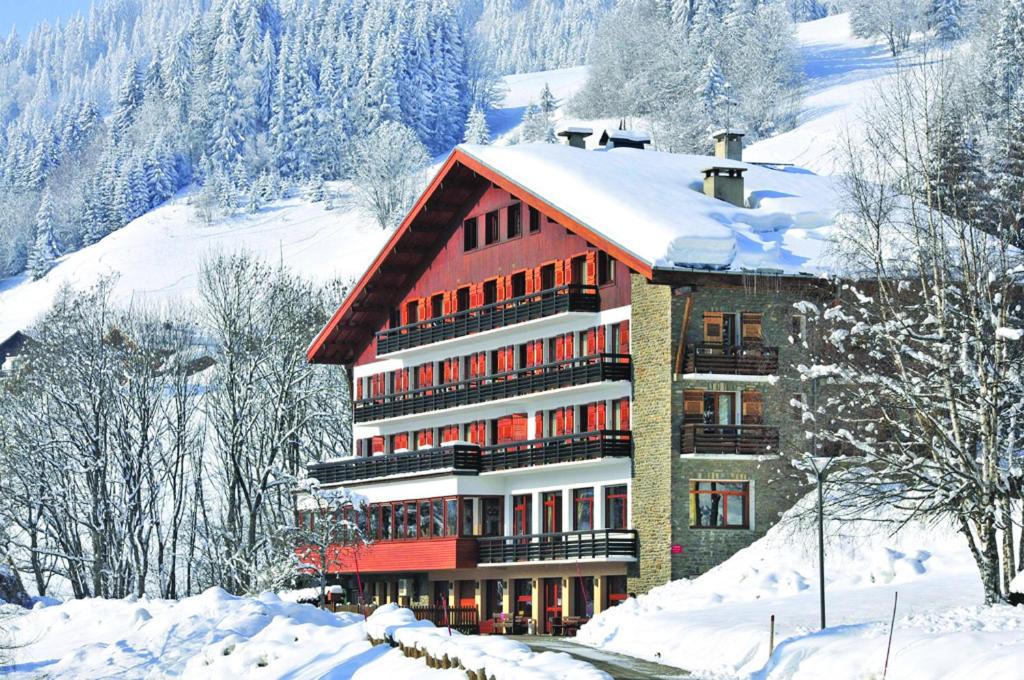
[300, 537, 478, 574]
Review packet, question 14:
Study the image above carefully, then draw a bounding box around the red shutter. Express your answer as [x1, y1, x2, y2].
[585, 251, 598, 285]
[356, 378, 363, 400]
[564, 259, 574, 285]
[496, 277, 506, 301]
[525, 269, 535, 295]
[535, 412, 543, 438]
[597, 326, 606, 354]
[452, 358, 460, 382]
[512, 414, 528, 441]
[400, 302, 409, 325]
[586, 328, 596, 355]
[417, 298, 428, 324]
[566, 407, 575, 433]
[555, 336, 565, 361]
[554, 409, 564, 436]
[395, 433, 409, 450]
[586, 403, 597, 431]
[620, 321, 630, 352]
[442, 425, 459, 443]
[619, 399, 631, 430]
[596, 402, 607, 429]
[565, 333, 574, 358]
[525, 342, 535, 367]
[443, 291, 453, 316]
[371, 436, 384, 454]
[555, 260, 565, 286]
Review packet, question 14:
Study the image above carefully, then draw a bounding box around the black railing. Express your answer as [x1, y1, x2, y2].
[376, 284, 601, 355]
[680, 423, 780, 455]
[353, 353, 631, 423]
[477, 529, 638, 564]
[480, 430, 632, 471]
[684, 343, 779, 375]
[307, 445, 481, 485]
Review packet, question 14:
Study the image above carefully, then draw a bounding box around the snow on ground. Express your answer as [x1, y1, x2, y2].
[488, 65, 590, 140]
[744, 13, 898, 174]
[0, 589, 606, 680]
[577, 494, 1024, 679]
[0, 186, 391, 341]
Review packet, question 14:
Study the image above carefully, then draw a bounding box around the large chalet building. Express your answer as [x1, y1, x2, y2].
[303, 128, 834, 632]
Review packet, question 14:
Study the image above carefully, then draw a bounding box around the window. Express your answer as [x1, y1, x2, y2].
[380, 504, 392, 539]
[791, 314, 806, 343]
[485, 210, 500, 244]
[507, 203, 522, 238]
[463, 217, 478, 251]
[529, 207, 541, 233]
[456, 286, 470, 312]
[405, 300, 419, 325]
[510, 271, 527, 298]
[482, 497, 502, 536]
[430, 293, 444, 318]
[446, 499, 458, 536]
[462, 498, 475, 536]
[540, 263, 556, 290]
[432, 499, 444, 536]
[483, 279, 498, 305]
[690, 481, 750, 529]
[419, 501, 431, 538]
[573, 488, 594, 530]
[389, 308, 401, 329]
[597, 252, 616, 285]
[604, 485, 628, 529]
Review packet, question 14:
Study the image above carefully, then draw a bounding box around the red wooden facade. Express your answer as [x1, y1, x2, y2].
[299, 537, 479, 574]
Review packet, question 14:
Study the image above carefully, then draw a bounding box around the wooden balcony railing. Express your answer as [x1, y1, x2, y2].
[308, 431, 632, 485]
[376, 284, 601, 355]
[684, 343, 779, 375]
[477, 529, 638, 564]
[480, 430, 632, 471]
[680, 423, 780, 455]
[307, 445, 481, 485]
[353, 353, 631, 423]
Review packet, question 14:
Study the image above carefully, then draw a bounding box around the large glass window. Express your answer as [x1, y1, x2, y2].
[482, 498, 502, 536]
[446, 499, 458, 536]
[573, 488, 594, 530]
[380, 504, 392, 540]
[419, 501, 431, 538]
[462, 498, 475, 536]
[604, 485, 628, 529]
[690, 481, 750, 529]
[432, 499, 444, 537]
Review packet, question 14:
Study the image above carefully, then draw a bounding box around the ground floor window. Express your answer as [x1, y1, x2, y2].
[573, 575, 594, 617]
[514, 578, 533, 617]
[689, 480, 750, 529]
[606, 575, 628, 608]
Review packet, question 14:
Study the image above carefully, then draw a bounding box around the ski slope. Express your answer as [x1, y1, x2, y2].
[744, 13, 897, 173]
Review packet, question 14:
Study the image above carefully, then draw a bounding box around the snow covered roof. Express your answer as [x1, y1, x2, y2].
[458, 142, 840, 274]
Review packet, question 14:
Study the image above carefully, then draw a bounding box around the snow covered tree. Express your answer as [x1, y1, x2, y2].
[520, 101, 552, 142]
[539, 82, 558, 115]
[463, 106, 491, 144]
[27, 191, 59, 279]
[849, 0, 923, 56]
[695, 53, 729, 121]
[348, 121, 429, 230]
[801, 61, 1024, 605]
[289, 480, 367, 609]
[930, 0, 965, 42]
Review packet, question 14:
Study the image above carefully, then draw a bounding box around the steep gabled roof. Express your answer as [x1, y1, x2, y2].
[307, 147, 655, 365]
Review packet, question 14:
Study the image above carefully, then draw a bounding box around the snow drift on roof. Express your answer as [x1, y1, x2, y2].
[459, 142, 841, 274]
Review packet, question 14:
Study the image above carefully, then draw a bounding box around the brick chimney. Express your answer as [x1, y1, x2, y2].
[557, 126, 593, 149]
[712, 129, 744, 161]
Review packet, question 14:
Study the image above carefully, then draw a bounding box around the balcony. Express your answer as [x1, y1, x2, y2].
[308, 445, 481, 485]
[353, 353, 631, 423]
[684, 343, 779, 375]
[480, 430, 632, 472]
[680, 423, 780, 455]
[477, 529, 638, 564]
[376, 284, 601, 355]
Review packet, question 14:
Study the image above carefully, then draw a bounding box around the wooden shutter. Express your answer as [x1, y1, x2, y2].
[585, 328, 596, 355]
[565, 406, 574, 433]
[684, 390, 704, 424]
[585, 251, 598, 285]
[554, 409, 564, 436]
[371, 436, 384, 454]
[443, 291, 453, 316]
[555, 336, 565, 361]
[512, 414, 528, 441]
[525, 269, 535, 295]
[618, 399, 631, 430]
[417, 298, 428, 324]
[596, 326, 606, 354]
[400, 302, 409, 325]
[356, 378, 363, 400]
[620, 321, 630, 352]
[564, 259, 574, 285]
[564, 333, 574, 358]
[535, 412, 543, 438]
[596, 402, 607, 430]
[741, 391, 764, 424]
[442, 425, 459, 443]
[741, 312, 763, 344]
[554, 260, 565, 287]
[703, 312, 724, 344]
[586, 403, 597, 431]
[395, 433, 409, 450]
[496, 276, 506, 301]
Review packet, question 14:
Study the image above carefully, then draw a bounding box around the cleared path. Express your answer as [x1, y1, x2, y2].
[507, 636, 689, 679]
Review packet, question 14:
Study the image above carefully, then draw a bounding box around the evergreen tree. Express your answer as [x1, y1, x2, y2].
[695, 53, 729, 121]
[463, 106, 490, 144]
[28, 190, 59, 279]
[930, 0, 964, 42]
[520, 102, 549, 142]
[539, 82, 558, 115]
[112, 61, 144, 144]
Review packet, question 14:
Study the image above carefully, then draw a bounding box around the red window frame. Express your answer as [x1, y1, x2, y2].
[690, 481, 750, 529]
[572, 488, 594, 530]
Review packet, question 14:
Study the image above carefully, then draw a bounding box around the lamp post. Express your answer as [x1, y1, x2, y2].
[809, 453, 839, 630]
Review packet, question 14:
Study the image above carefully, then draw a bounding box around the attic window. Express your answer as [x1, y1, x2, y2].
[529, 207, 541, 233]
[463, 217, 478, 251]
[507, 203, 522, 238]
[485, 211, 500, 245]
[598, 252, 616, 285]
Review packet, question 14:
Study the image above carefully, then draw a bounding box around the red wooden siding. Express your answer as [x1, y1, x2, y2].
[298, 537, 479, 574]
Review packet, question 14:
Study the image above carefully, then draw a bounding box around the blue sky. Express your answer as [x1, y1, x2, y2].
[0, 0, 93, 33]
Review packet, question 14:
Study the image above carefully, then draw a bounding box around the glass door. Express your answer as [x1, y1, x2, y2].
[543, 578, 562, 634]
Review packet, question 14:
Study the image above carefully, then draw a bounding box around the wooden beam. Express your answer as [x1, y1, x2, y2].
[674, 294, 693, 374]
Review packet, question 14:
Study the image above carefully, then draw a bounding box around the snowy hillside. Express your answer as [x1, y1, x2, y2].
[577, 494, 1024, 679]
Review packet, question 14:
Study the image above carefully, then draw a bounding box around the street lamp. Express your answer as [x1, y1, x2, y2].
[808, 452, 841, 630]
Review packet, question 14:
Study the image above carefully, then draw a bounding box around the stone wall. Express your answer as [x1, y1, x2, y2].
[627, 273, 675, 594]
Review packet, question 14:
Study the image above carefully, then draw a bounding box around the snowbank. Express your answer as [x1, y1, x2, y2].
[577, 493, 1024, 678]
[366, 603, 610, 680]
